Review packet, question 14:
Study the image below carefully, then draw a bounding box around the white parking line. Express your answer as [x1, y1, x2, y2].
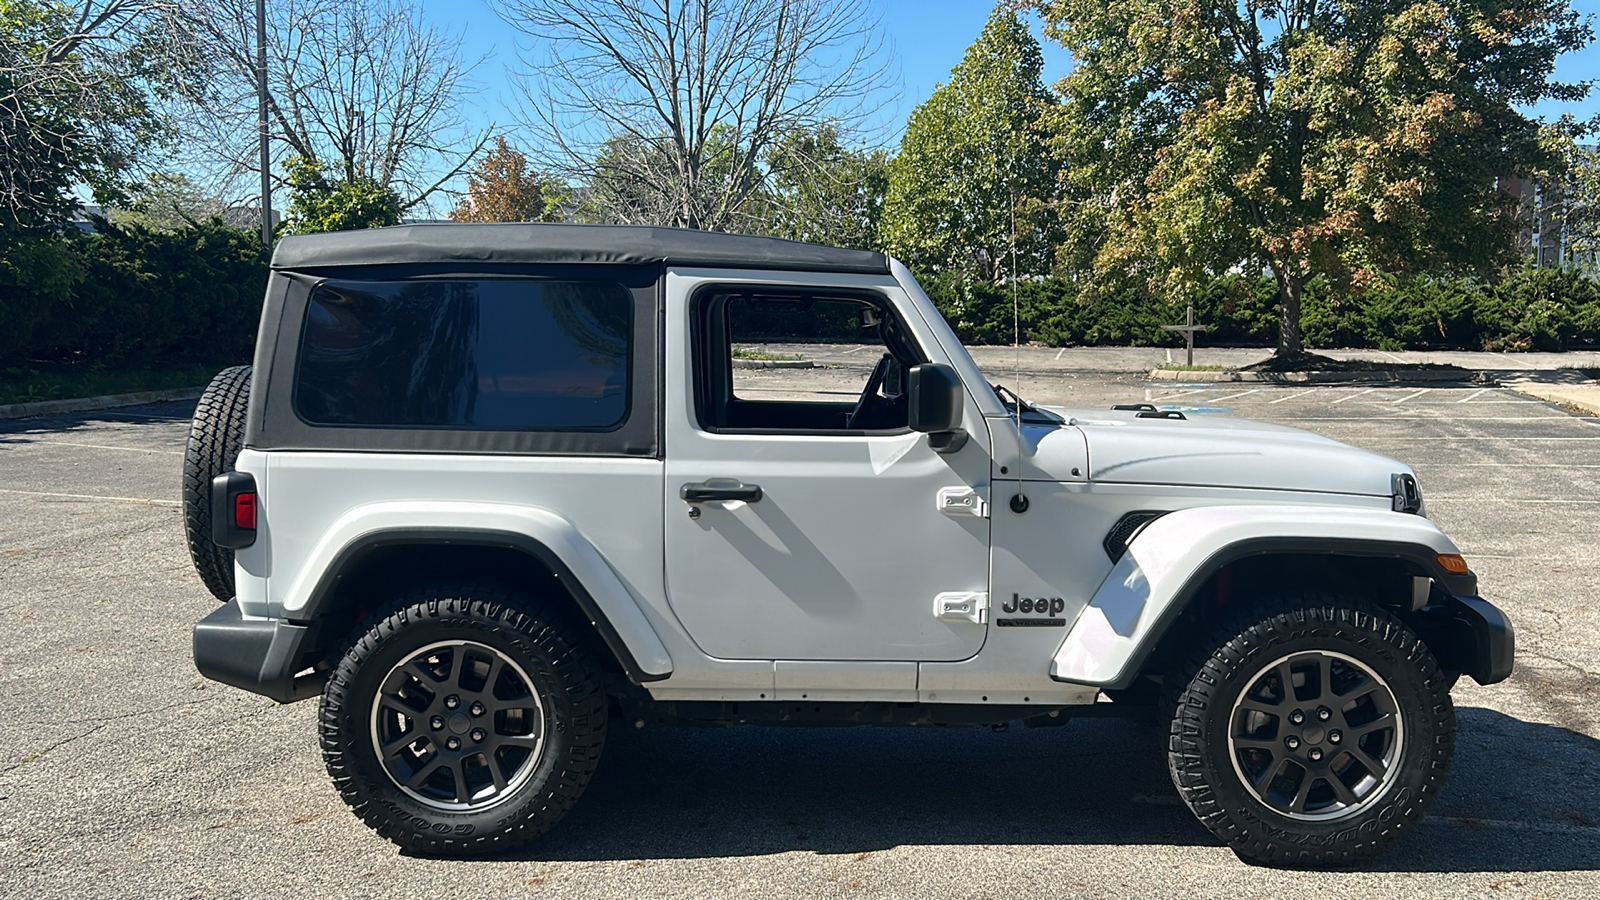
[1056, 347, 1066, 360]
[1147, 388, 1207, 402]
[1394, 389, 1429, 403]
[1269, 389, 1318, 404]
[1209, 389, 1260, 403]
[0, 488, 180, 506]
[1331, 388, 1375, 404]
[1458, 388, 1492, 403]
[1, 439, 182, 455]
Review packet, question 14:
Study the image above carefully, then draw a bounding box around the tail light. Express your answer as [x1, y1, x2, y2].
[211, 472, 258, 548]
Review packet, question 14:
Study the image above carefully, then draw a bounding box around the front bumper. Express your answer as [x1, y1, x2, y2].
[1412, 594, 1515, 686]
[193, 599, 325, 702]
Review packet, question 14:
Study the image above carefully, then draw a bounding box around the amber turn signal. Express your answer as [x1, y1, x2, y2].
[1436, 553, 1470, 574]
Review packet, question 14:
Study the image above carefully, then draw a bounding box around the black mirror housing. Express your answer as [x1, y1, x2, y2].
[908, 364, 967, 452]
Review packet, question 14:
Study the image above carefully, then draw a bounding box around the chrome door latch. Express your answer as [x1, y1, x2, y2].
[936, 486, 988, 518]
[934, 591, 988, 625]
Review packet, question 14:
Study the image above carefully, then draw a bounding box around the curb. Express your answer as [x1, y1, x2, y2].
[732, 359, 814, 369]
[0, 386, 205, 421]
[1147, 368, 1477, 384]
[1505, 381, 1600, 418]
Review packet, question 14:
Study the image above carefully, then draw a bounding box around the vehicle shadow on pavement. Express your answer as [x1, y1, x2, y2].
[0, 400, 197, 438]
[517, 708, 1599, 872]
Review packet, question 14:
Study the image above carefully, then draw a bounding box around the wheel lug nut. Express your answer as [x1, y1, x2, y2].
[1329, 730, 1342, 744]
[1309, 748, 1323, 761]
[1317, 707, 1332, 721]
[471, 728, 486, 742]
[430, 716, 444, 730]
[446, 737, 461, 750]
[1285, 736, 1301, 750]
[1289, 710, 1304, 725]
[470, 702, 485, 717]
[445, 695, 460, 709]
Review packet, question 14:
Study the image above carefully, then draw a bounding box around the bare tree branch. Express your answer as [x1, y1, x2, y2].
[494, 0, 896, 232]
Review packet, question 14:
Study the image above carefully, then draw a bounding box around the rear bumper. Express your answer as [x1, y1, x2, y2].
[1413, 594, 1514, 686]
[193, 599, 324, 702]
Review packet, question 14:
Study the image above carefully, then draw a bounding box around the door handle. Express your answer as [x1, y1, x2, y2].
[680, 481, 763, 503]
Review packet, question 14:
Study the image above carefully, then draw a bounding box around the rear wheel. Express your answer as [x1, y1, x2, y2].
[182, 365, 251, 601]
[319, 584, 607, 857]
[1167, 598, 1455, 867]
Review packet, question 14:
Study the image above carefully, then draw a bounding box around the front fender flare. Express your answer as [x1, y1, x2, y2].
[283, 501, 673, 682]
[1050, 505, 1467, 689]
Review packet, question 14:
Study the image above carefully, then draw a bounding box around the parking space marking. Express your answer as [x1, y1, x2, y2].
[1458, 388, 1493, 403]
[0, 487, 180, 506]
[1331, 388, 1375, 404]
[0, 439, 183, 455]
[1269, 389, 1318, 404]
[1394, 389, 1430, 403]
[1208, 389, 1261, 402]
[1146, 388, 1207, 402]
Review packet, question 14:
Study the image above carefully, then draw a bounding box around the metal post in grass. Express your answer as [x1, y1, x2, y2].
[1161, 305, 1206, 367]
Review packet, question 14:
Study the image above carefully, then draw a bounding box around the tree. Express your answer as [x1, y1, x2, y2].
[281, 156, 401, 234]
[108, 172, 232, 231]
[762, 123, 888, 251]
[179, 0, 487, 215]
[493, 0, 893, 232]
[879, 5, 1061, 282]
[1, 0, 197, 229]
[1035, 0, 1593, 357]
[450, 136, 564, 223]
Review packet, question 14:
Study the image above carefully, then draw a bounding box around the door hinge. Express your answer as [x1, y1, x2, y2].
[936, 486, 988, 518]
[934, 591, 988, 625]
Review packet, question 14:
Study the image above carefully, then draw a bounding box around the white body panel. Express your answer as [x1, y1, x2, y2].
[660, 268, 994, 663]
[1050, 505, 1461, 686]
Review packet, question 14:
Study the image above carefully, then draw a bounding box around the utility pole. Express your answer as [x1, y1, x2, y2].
[258, 0, 271, 248]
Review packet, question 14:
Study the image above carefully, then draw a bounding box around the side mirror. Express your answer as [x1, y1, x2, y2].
[908, 363, 968, 453]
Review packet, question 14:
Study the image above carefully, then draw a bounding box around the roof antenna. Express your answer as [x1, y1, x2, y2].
[1008, 184, 1029, 515]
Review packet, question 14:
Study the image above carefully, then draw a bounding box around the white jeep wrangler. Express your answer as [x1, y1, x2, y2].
[186, 224, 1511, 866]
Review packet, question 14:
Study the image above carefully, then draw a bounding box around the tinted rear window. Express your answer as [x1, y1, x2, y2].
[295, 279, 631, 429]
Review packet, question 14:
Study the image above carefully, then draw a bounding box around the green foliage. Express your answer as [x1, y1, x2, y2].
[282, 157, 403, 234]
[0, 221, 266, 369]
[1037, 0, 1594, 353]
[919, 267, 1600, 351]
[763, 123, 889, 252]
[0, 0, 195, 229]
[108, 173, 234, 232]
[880, 4, 1061, 281]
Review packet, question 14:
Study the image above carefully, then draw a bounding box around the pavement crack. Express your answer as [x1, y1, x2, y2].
[1520, 649, 1600, 682]
[9, 697, 215, 729]
[0, 724, 107, 775]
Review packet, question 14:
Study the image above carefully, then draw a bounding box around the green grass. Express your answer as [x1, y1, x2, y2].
[0, 361, 234, 406]
[731, 346, 804, 361]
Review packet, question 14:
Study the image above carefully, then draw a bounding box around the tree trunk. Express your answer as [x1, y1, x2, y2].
[1277, 272, 1304, 357]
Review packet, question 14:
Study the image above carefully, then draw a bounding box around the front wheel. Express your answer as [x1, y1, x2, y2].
[1167, 599, 1455, 867]
[319, 585, 607, 856]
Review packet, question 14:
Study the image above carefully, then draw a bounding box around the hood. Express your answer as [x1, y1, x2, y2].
[1021, 408, 1408, 499]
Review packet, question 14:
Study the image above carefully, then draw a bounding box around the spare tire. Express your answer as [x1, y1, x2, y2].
[183, 365, 252, 601]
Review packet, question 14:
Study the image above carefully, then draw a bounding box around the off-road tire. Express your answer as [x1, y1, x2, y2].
[319, 584, 608, 857]
[182, 365, 252, 601]
[1166, 597, 1455, 867]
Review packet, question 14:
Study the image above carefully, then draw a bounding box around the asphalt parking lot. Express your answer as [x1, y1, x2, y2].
[2, 364, 1599, 899]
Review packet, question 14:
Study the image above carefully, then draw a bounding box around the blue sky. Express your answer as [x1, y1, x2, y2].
[425, 0, 1600, 149]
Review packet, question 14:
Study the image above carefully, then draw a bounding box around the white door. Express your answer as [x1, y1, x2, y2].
[661, 272, 992, 661]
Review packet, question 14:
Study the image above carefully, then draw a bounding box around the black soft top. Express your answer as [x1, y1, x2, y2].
[270, 222, 891, 275]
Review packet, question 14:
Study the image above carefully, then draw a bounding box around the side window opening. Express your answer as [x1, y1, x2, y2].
[694, 287, 924, 433]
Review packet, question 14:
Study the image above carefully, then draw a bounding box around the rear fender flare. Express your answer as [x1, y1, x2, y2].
[1050, 505, 1469, 689]
[282, 501, 673, 682]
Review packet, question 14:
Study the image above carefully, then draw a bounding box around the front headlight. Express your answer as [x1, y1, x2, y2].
[1391, 472, 1424, 515]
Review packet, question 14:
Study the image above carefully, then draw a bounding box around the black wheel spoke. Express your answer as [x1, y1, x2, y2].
[1228, 649, 1405, 822]
[371, 638, 548, 812]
